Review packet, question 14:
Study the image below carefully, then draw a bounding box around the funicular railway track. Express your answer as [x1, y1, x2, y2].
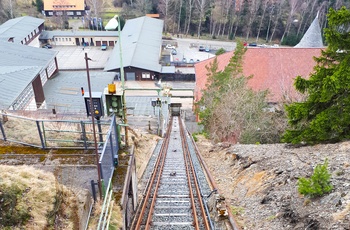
[131, 116, 213, 230]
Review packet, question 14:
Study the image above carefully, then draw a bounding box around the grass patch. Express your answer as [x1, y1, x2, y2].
[0, 165, 82, 229]
[230, 205, 245, 216]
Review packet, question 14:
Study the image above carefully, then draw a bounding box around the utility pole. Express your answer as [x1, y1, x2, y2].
[85, 53, 102, 199]
[117, 15, 128, 146]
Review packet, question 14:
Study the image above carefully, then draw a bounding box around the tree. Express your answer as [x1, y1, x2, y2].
[197, 41, 284, 144]
[298, 159, 333, 198]
[283, 7, 350, 144]
[35, 0, 43, 12]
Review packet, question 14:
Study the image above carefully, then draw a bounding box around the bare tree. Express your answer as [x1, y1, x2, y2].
[195, 0, 209, 38]
[2, 0, 16, 19]
[269, 0, 285, 43]
[256, 0, 269, 42]
[86, 0, 106, 18]
[185, 0, 195, 35]
[280, 0, 301, 43]
[177, 0, 183, 33]
[158, 0, 169, 32]
[245, 0, 261, 40]
[133, 0, 152, 15]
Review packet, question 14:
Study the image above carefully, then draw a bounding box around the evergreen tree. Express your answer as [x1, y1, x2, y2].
[197, 41, 283, 144]
[36, 0, 43, 12]
[283, 7, 350, 144]
[298, 159, 333, 198]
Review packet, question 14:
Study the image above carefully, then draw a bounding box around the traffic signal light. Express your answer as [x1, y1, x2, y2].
[105, 94, 123, 116]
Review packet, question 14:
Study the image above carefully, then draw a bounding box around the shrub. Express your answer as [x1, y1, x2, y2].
[215, 48, 226, 55]
[0, 184, 31, 227]
[298, 159, 333, 198]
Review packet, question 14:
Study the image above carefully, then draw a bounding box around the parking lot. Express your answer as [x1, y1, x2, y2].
[51, 45, 113, 70]
[164, 37, 236, 63]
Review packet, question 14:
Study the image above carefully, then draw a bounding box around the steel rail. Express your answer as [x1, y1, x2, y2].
[179, 118, 210, 230]
[190, 129, 241, 230]
[181, 129, 200, 229]
[133, 117, 173, 229]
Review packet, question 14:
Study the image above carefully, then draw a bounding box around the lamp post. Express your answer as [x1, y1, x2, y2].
[85, 52, 102, 199]
[117, 15, 129, 146]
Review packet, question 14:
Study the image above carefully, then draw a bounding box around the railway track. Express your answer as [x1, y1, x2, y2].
[131, 116, 214, 230]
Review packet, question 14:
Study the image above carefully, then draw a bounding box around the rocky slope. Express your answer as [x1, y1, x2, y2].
[195, 136, 350, 230]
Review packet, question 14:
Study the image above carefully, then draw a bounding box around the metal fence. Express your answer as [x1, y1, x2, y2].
[99, 116, 119, 188]
[0, 112, 113, 149]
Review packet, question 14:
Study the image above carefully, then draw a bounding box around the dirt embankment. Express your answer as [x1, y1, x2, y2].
[195, 136, 350, 230]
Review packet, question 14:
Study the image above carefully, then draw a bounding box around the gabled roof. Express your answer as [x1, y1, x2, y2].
[104, 16, 163, 73]
[40, 30, 120, 40]
[0, 41, 57, 66]
[0, 41, 57, 109]
[0, 16, 44, 44]
[195, 48, 323, 103]
[295, 16, 323, 48]
[0, 66, 42, 109]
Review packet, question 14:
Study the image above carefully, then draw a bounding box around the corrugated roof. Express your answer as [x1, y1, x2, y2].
[0, 41, 57, 66]
[0, 16, 44, 44]
[104, 16, 163, 73]
[0, 66, 42, 108]
[195, 48, 323, 103]
[40, 30, 120, 40]
[0, 41, 58, 109]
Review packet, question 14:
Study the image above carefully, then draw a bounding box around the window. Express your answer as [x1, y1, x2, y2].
[66, 38, 68, 41]
[142, 72, 150, 79]
[69, 38, 71, 41]
[55, 38, 58, 41]
[49, 12, 53, 15]
[77, 12, 81, 15]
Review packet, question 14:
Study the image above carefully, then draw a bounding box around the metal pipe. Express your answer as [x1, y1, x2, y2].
[117, 15, 129, 146]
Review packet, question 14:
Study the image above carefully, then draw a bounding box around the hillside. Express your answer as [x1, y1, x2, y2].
[0, 165, 86, 229]
[1, 123, 350, 229]
[195, 136, 350, 229]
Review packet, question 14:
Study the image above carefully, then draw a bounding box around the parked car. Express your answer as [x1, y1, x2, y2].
[199, 45, 205, 51]
[166, 44, 175, 49]
[205, 47, 210, 52]
[248, 42, 257, 47]
[101, 44, 107, 50]
[171, 49, 177, 55]
[182, 57, 187, 63]
[189, 59, 195, 63]
[42, 44, 52, 49]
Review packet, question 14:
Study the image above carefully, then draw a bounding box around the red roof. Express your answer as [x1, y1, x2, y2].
[194, 48, 323, 103]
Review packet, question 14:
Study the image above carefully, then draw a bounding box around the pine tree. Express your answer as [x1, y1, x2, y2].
[298, 159, 333, 198]
[283, 7, 350, 144]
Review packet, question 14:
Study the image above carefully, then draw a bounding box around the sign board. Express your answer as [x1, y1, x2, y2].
[84, 92, 104, 117]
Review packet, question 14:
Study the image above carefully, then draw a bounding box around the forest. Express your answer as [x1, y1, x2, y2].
[0, 0, 349, 44]
[115, 0, 350, 45]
